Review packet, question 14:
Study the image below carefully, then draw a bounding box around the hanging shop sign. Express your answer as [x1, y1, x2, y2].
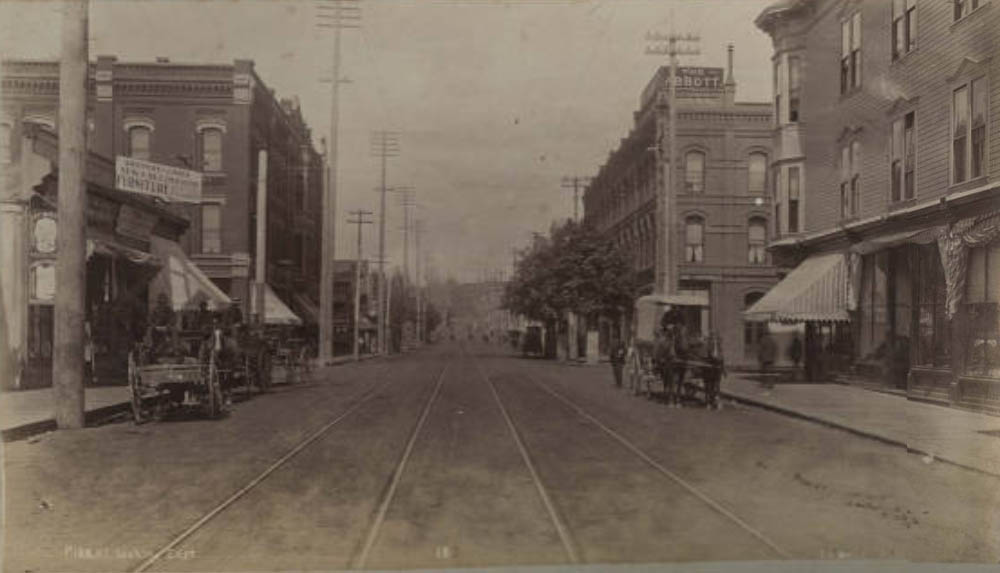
[115, 156, 202, 203]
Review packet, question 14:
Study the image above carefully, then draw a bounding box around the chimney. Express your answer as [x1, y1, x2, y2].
[726, 43, 735, 86]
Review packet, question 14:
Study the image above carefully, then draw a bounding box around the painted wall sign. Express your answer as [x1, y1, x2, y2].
[641, 66, 726, 108]
[115, 156, 202, 203]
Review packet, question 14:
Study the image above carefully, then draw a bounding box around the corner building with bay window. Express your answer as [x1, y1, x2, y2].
[753, 0, 1000, 411]
[583, 48, 781, 367]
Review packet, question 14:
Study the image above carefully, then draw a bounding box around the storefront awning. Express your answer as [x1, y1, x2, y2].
[148, 236, 232, 311]
[251, 284, 302, 326]
[850, 227, 943, 256]
[744, 252, 850, 323]
[87, 238, 162, 267]
[292, 293, 319, 325]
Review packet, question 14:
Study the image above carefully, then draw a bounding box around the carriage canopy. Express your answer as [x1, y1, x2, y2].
[633, 292, 709, 342]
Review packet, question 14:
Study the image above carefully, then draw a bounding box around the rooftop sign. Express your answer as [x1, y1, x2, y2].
[115, 156, 202, 203]
[641, 66, 725, 108]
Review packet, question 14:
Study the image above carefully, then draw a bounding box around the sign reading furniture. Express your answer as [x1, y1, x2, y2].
[115, 156, 202, 203]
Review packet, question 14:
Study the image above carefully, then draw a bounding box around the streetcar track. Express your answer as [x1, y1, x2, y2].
[350, 358, 452, 570]
[129, 360, 403, 573]
[480, 354, 791, 560]
[470, 350, 582, 565]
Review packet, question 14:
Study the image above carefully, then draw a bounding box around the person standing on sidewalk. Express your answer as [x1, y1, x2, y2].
[757, 330, 777, 389]
[610, 336, 627, 388]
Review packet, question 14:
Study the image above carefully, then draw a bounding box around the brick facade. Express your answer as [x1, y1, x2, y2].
[583, 51, 781, 365]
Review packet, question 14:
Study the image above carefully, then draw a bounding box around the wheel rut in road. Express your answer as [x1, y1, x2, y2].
[138, 350, 452, 572]
[479, 355, 788, 564]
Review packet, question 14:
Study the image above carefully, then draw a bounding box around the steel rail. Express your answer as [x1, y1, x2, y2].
[514, 360, 791, 559]
[471, 353, 582, 564]
[350, 360, 451, 569]
[130, 362, 399, 573]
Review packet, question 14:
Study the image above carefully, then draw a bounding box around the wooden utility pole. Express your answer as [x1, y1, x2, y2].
[398, 188, 417, 286]
[316, 0, 360, 364]
[53, 0, 89, 428]
[646, 30, 699, 296]
[561, 176, 591, 221]
[347, 209, 372, 361]
[371, 131, 399, 355]
[414, 219, 424, 342]
[254, 150, 268, 323]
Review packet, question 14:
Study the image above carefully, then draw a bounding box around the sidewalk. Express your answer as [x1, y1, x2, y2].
[1, 354, 376, 442]
[721, 375, 1000, 478]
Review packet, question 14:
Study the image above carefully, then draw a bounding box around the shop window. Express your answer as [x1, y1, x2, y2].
[748, 218, 767, 265]
[748, 152, 767, 195]
[685, 216, 704, 263]
[200, 128, 223, 172]
[685, 151, 705, 193]
[915, 244, 950, 367]
[840, 12, 862, 95]
[953, 77, 988, 184]
[201, 204, 222, 254]
[891, 112, 916, 202]
[744, 292, 766, 359]
[0, 123, 11, 165]
[128, 126, 151, 161]
[965, 243, 1000, 375]
[892, 0, 916, 60]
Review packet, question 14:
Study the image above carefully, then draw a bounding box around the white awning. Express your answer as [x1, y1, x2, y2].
[251, 284, 302, 326]
[745, 252, 850, 323]
[148, 236, 232, 311]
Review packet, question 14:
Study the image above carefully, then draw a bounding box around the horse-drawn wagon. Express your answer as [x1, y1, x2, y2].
[626, 293, 725, 408]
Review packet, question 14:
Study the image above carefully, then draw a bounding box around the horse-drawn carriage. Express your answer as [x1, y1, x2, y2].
[626, 294, 725, 408]
[128, 315, 273, 423]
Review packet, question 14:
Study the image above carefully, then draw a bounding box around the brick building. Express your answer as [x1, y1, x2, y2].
[753, 0, 1000, 410]
[1, 57, 324, 323]
[332, 260, 376, 355]
[583, 48, 780, 366]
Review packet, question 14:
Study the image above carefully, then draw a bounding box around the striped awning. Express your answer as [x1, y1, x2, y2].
[744, 252, 850, 323]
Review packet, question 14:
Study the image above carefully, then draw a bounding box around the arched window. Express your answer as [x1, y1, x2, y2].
[200, 127, 223, 172]
[685, 216, 704, 263]
[748, 152, 767, 195]
[748, 218, 767, 264]
[685, 151, 705, 193]
[128, 126, 151, 161]
[743, 292, 766, 359]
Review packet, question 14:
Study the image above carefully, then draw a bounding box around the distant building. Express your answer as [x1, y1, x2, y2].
[754, 0, 1000, 409]
[333, 260, 376, 355]
[583, 46, 779, 365]
[1, 56, 324, 325]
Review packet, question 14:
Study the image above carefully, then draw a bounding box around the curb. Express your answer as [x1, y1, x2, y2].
[2, 355, 379, 443]
[720, 389, 1000, 480]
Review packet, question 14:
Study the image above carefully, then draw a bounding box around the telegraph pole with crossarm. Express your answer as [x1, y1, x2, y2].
[371, 131, 399, 355]
[561, 176, 591, 222]
[347, 209, 373, 361]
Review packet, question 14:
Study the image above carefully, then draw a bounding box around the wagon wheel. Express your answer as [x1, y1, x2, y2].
[128, 351, 146, 424]
[204, 351, 223, 419]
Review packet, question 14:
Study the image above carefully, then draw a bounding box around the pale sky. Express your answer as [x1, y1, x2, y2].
[0, 0, 775, 283]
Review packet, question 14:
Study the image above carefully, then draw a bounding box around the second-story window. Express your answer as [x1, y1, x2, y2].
[685, 216, 704, 263]
[748, 218, 767, 265]
[774, 60, 782, 124]
[200, 128, 223, 172]
[892, 0, 916, 60]
[789, 56, 801, 122]
[840, 12, 862, 95]
[128, 126, 151, 161]
[840, 141, 860, 218]
[685, 151, 705, 193]
[891, 111, 916, 201]
[954, 0, 985, 21]
[953, 77, 988, 184]
[788, 166, 801, 232]
[201, 204, 222, 254]
[748, 152, 767, 195]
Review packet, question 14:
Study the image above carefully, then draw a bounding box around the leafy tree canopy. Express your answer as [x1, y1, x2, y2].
[503, 219, 636, 322]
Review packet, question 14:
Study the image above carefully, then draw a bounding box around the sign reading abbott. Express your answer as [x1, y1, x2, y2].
[115, 156, 202, 203]
[641, 66, 726, 108]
